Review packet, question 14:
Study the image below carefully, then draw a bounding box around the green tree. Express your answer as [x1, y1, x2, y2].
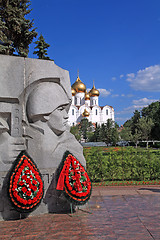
[120, 126, 141, 148]
[104, 119, 114, 144]
[123, 119, 132, 129]
[0, 16, 13, 54]
[111, 127, 119, 146]
[114, 122, 119, 128]
[88, 119, 119, 145]
[0, 0, 37, 56]
[131, 110, 141, 134]
[99, 123, 106, 142]
[33, 34, 50, 60]
[79, 118, 93, 142]
[142, 101, 160, 140]
[120, 127, 132, 141]
[70, 125, 81, 142]
[131, 129, 141, 148]
[88, 124, 100, 142]
[136, 117, 154, 148]
[123, 101, 160, 145]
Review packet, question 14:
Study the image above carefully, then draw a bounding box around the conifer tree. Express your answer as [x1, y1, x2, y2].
[33, 34, 50, 60]
[0, 0, 37, 57]
[0, 16, 13, 54]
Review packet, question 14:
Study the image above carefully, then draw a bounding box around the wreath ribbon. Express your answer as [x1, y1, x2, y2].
[56, 164, 68, 190]
[71, 158, 83, 191]
[56, 151, 92, 205]
[56, 157, 84, 191]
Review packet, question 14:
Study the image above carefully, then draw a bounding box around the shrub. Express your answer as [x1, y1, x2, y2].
[84, 147, 160, 182]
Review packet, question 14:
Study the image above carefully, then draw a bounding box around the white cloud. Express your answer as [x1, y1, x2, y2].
[125, 105, 144, 112]
[86, 88, 111, 97]
[98, 88, 111, 97]
[120, 74, 124, 79]
[126, 65, 160, 91]
[112, 77, 116, 81]
[127, 73, 135, 80]
[127, 94, 134, 98]
[132, 98, 158, 106]
[112, 94, 119, 98]
[116, 98, 159, 115]
[111, 93, 133, 98]
[116, 107, 135, 115]
[115, 116, 129, 122]
[116, 105, 143, 116]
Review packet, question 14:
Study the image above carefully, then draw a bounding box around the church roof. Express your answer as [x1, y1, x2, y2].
[85, 91, 90, 100]
[71, 75, 86, 93]
[82, 109, 90, 117]
[71, 87, 76, 96]
[100, 105, 114, 110]
[89, 81, 100, 97]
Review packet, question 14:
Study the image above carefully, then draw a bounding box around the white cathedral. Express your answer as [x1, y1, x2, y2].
[68, 75, 114, 126]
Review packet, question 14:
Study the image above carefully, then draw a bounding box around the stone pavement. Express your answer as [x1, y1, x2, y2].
[0, 185, 160, 240]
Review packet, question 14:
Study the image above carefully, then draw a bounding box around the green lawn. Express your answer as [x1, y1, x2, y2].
[84, 146, 160, 184]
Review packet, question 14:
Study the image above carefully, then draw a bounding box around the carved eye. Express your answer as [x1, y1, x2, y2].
[58, 106, 64, 111]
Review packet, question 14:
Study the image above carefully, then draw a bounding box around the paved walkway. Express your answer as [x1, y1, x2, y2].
[1, 186, 160, 240]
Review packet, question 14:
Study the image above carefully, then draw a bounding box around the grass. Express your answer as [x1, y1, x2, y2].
[84, 146, 160, 183]
[92, 179, 160, 186]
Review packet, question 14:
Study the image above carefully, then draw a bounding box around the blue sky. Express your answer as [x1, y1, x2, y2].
[28, 0, 160, 126]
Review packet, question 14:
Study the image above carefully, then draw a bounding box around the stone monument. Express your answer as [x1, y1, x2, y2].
[0, 55, 86, 220]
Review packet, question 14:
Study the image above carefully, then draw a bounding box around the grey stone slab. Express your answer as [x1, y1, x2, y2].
[0, 55, 24, 99]
[0, 55, 86, 220]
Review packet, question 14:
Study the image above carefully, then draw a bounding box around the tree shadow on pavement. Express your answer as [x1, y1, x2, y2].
[139, 188, 160, 193]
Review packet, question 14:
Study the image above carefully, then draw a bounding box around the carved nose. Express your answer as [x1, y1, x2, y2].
[63, 109, 69, 119]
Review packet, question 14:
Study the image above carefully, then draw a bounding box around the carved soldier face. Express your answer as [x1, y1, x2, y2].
[27, 82, 70, 135]
[45, 104, 69, 136]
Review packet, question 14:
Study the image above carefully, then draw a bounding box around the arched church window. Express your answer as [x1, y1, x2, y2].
[72, 109, 74, 115]
[95, 109, 98, 115]
[106, 109, 108, 115]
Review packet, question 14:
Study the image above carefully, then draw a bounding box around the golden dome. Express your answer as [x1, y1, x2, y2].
[85, 91, 90, 100]
[82, 109, 90, 117]
[89, 82, 100, 97]
[71, 76, 86, 93]
[71, 87, 76, 96]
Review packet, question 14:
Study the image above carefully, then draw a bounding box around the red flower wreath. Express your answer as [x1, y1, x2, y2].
[56, 151, 92, 205]
[8, 151, 44, 212]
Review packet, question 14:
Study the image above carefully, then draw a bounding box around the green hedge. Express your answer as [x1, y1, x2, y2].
[84, 147, 160, 182]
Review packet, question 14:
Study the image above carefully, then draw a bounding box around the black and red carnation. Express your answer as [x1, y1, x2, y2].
[8, 151, 44, 213]
[56, 151, 92, 205]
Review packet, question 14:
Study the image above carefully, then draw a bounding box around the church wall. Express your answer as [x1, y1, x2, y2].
[90, 106, 101, 124]
[90, 96, 98, 106]
[75, 92, 85, 106]
[101, 106, 114, 123]
[70, 79, 115, 126]
[72, 95, 75, 105]
[79, 105, 90, 114]
[85, 100, 90, 106]
[68, 105, 77, 126]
